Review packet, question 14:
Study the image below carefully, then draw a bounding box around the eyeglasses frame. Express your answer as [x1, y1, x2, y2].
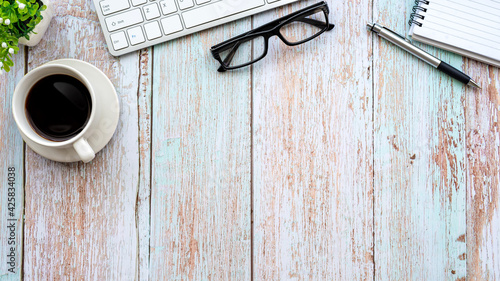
[210, 1, 335, 72]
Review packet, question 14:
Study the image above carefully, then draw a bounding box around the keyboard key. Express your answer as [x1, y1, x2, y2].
[182, 0, 264, 28]
[110, 31, 129, 50]
[177, 0, 194, 10]
[131, 0, 147, 6]
[160, 15, 183, 35]
[144, 21, 162, 40]
[159, 0, 177, 15]
[105, 9, 144, 32]
[143, 3, 161, 20]
[127, 26, 146, 45]
[196, 0, 211, 4]
[100, 0, 130, 16]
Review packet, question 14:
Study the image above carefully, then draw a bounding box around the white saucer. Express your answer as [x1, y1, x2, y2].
[23, 59, 120, 162]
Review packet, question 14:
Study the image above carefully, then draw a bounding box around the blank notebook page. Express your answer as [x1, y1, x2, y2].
[409, 0, 500, 68]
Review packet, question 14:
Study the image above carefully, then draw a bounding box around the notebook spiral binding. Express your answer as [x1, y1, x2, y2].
[408, 0, 430, 27]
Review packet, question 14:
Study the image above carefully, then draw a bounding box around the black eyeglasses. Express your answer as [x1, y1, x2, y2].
[210, 2, 335, 72]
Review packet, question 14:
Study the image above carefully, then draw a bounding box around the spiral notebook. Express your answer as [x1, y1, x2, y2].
[408, 0, 500, 68]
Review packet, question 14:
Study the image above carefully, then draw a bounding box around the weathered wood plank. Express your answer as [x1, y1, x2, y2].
[373, 0, 467, 280]
[465, 60, 500, 280]
[252, 1, 374, 279]
[149, 22, 252, 280]
[0, 49, 25, 281]
[22, 0, 146, 279]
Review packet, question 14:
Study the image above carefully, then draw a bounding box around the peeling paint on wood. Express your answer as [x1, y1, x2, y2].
[373, 0, 468, 280]
[21, 0, 142, 279]
[149, 19, 252, 281]
[252, 1, 374, 279]
[465, 61, 500, 280]
[0, 48, 25, 281]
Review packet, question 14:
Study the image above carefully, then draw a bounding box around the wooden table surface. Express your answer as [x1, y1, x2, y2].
[1, 0, 499, 280]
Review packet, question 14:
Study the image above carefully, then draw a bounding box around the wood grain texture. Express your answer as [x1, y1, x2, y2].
[373, 0, 467, 280]
[465, 60, 500, 280]
[252, 1, 374, 279]
[149, 21, 252, 280]
[0, 49, 25, 281]
[22, 0, 145, 279]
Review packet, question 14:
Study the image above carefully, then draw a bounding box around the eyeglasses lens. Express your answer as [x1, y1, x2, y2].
[280, 10, 327, 44]
[218, 36, 265, 68]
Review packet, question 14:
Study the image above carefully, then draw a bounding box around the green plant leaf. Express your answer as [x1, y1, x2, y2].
[0, 0, 46, 74]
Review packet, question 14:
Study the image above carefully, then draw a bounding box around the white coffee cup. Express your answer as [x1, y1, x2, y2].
[12, 61, 119, 163]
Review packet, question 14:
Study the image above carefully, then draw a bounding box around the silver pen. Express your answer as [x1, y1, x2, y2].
[367, 22, 481, 89]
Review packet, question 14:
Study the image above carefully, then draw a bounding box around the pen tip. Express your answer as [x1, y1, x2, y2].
[366, 22, 374, 30]
[468, 79, 481, 89]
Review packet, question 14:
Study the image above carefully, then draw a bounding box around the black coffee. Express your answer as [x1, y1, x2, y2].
[25, 74, 92, 141]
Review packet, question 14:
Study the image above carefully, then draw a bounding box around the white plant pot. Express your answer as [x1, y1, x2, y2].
[18, 0, 53, 47]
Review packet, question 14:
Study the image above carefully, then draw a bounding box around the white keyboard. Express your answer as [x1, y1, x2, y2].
[93, 0, 301, 56]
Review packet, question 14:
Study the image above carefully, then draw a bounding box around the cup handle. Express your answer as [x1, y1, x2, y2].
[73, 138, 95, 163]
